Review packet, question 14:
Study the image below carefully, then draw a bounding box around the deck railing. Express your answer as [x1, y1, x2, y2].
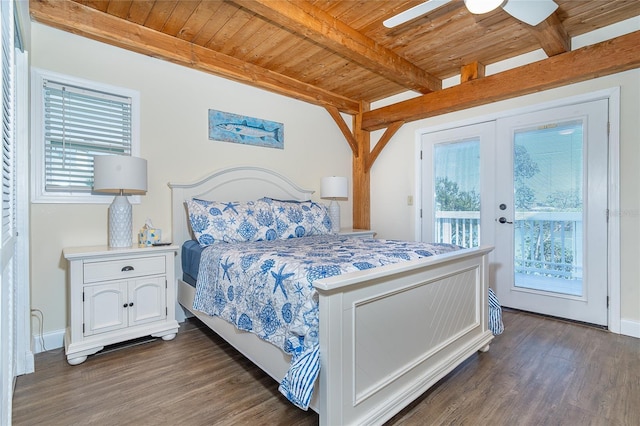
[435, 211, 582, 280]
[434, 211, 481, 248]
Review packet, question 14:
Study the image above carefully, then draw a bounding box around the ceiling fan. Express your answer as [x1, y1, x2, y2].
[383, 0, 559, 28]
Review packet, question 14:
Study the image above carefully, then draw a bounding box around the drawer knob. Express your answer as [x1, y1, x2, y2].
[129, 302, 134, 307]
[123, 303, 128, 308]
[121, 266, 134, 272]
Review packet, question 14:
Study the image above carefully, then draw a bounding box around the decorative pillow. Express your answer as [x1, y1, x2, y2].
[260, 197, 333, 239]
[186, 198, 275, 246]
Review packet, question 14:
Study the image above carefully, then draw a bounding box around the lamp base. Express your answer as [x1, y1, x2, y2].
[328, 200, 340, 233]
[108, 195, 133, 248]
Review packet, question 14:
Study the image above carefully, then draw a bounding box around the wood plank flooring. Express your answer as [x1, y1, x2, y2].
[12, 310, 640, 425]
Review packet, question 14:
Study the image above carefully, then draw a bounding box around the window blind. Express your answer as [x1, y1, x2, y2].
[42, 79, 132, 193]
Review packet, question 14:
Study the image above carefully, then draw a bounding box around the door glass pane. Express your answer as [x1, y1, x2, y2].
[433, 139, 480, 248]
[513, 120, 583, 296]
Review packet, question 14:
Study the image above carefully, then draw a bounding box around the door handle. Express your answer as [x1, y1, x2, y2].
[498, 217, 513, 224]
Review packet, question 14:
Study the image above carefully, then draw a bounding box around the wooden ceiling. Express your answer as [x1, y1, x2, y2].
[30, 0, 640, 119]
[28, 0, 640, 229]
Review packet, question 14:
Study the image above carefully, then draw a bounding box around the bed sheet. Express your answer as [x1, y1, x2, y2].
[181, 240, 202, 286]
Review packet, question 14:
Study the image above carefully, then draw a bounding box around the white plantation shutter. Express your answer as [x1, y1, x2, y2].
[42, 80, 132, 193]
[1, 13, 13, 245]
[1, 0, 16, 421]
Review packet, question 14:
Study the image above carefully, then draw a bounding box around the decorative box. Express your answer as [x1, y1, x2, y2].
[138, 227, 161, 247]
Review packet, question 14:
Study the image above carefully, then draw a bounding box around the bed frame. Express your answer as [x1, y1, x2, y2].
[169, 166, 494, 426]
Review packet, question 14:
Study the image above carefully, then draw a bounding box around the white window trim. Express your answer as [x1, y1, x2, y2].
[30, 68, 141, 203]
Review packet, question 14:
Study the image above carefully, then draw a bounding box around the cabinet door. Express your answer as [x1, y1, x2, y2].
[84, 281, 128, 336]
[128, 277, 166, 326]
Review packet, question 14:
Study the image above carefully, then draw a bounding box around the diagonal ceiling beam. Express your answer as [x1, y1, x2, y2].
[529, 12, 570, 57]
[325, 106, 359, 158]
[29, 0, 361, 115]
[362, 30, 640, 131]
[232, 0, 441, 94]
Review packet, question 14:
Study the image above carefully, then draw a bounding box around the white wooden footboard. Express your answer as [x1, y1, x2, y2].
[315, 246, 493, 426]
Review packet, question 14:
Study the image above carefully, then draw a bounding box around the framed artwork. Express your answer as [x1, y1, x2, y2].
[208, 109, 284, 149]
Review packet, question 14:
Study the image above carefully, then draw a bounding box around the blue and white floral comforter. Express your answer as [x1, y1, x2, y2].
[192, 235, 460, 409]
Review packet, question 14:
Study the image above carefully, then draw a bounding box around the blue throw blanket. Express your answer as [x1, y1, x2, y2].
[192, 235, 460, 409]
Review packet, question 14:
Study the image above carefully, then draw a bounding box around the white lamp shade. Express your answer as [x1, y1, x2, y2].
[93, 155, 147, 194]
[320, 176, 348, 199]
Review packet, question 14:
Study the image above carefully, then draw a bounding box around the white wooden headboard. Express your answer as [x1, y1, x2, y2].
[168, 165, 315, 258]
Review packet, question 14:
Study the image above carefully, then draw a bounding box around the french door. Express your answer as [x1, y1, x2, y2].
[494, 100, 608, 325]
[421, 99, 609, 326]
[421, 122, 495, 247]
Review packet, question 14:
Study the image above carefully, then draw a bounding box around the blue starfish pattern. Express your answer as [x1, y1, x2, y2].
[271, 264, 295, 299]
[293, 282, 305, 297]
[222, 201, 239, 214]
[221, 256, 234, 281]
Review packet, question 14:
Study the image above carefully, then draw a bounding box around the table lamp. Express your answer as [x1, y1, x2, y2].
[93, 155, 147, 248]
[321, 176, 348, 233]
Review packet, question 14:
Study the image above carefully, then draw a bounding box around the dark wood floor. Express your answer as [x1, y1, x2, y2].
[13, 310, 640, 425]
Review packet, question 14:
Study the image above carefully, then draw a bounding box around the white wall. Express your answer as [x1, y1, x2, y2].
[29, 23, 353, 345]
[369, 68, 640, 329]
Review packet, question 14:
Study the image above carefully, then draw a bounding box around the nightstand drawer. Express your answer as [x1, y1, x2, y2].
[83, 256, 165, 283]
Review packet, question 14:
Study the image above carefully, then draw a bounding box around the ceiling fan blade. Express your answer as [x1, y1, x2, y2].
[502, 0, 558, 26]
[383, 0, 453, 28]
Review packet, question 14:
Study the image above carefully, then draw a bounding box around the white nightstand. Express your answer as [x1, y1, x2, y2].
[339, 228, 376, 238]
[62, 244, 180, 365]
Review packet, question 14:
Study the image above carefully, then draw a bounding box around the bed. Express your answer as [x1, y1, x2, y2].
[169, 166, 494, 426]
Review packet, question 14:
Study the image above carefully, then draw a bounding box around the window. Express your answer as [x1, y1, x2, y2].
[31, 69, 140, 203]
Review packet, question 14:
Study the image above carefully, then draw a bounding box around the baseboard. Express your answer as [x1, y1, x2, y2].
[32, 328, 65, 353]
[31, 319, 638, 353]
[17, 350, 35, 375]
[620, 319, 640, 339]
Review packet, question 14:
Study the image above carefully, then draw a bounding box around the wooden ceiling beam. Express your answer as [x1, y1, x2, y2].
[530, 13, 571, 57]
[460, 61, 485, 83]
[352, 101, 371, 230]
[361, 30, 640, 131]
[325, 106, 358, 158]
[232, 0, 441, 94]
[366, 121, 404, 172]
[29, 0, 361, 115]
